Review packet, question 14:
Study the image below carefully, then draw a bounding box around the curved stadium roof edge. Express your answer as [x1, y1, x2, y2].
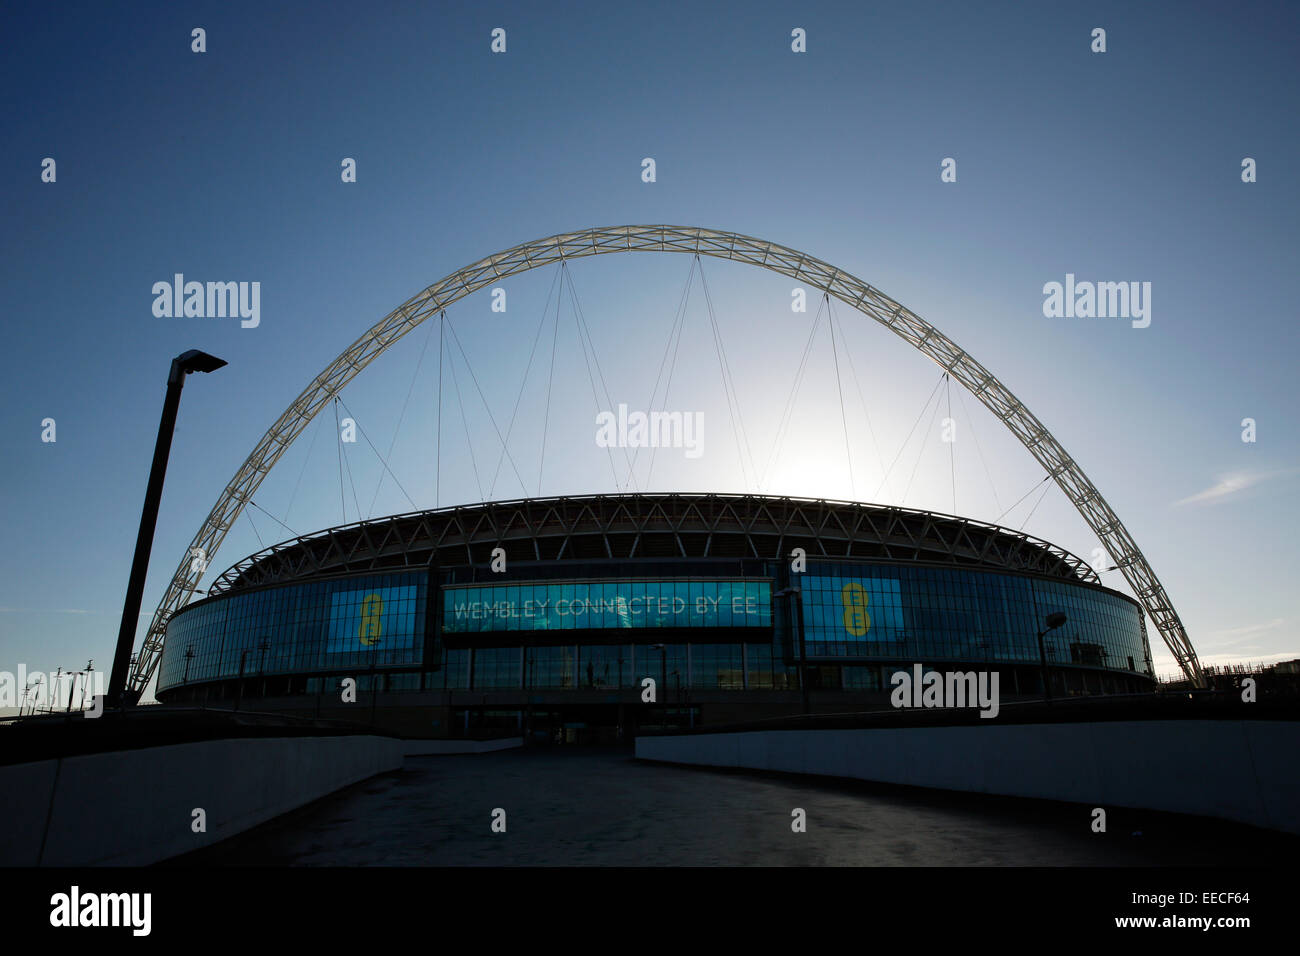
[205, 492, 1102, 596]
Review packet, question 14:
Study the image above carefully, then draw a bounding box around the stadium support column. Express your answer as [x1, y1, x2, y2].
[109, 350, 226, 708]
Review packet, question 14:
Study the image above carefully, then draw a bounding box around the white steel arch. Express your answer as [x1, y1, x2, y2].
[127, 225, 1203, 697]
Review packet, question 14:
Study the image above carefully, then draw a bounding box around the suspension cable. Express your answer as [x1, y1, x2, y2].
[826, 292, 856, 498]
[436, 312, 444, 509]
[444, 317, 531, 497]
[872, 371, 946, 501]
[333, 398, 347, 524]
[643, 257, 697, 490]
[562, 263, 623, 491]
[335, 395, 419, 514]
[760, 295, 826, 491]
[244, 505, 265, 548]
[828, 299, 889, 500]
[538, 267, 565, 495]
[995, 474, 1051, 525]
[953, 381, 1002, 513]
[1019, 479, 1054, 531]
[443, 324, 484, 501]
[632, 256, 696, 491]
[368, 312, 436, 517]
[487, 266, 563, 499]
[336, 398, 364, 523]
[248, 499, 300, 539]
[945, 373, 956, 514]
[901, 377, 946, 505]
[697, 256, 758, 490]
[285, 408, 325, 527]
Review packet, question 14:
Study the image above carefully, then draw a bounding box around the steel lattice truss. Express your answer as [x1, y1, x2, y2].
[204, 492, 1100, 593]
[127, 225, 1203, 697]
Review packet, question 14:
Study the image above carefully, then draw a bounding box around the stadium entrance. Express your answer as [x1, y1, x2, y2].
[454, 702, 701, 745]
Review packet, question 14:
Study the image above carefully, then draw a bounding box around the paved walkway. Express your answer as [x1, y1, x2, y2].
[175, 747, 1289, 866]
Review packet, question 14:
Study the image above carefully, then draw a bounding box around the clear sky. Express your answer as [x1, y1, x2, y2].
[2, 0, 1296, 709]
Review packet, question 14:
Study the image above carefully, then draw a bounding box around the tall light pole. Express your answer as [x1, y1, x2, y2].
[233, 649, 251, 713]
[650, 643, 667, 728]
[775, 586, 809, 716]
[1036, 612, 1068, 703]
[369, 637, 383, 728]
[20, 677, 42, 718]
[79, 660, 93, 712]
[257, 638, 271, 698]
[46, 667, 63, 715]
[109, 350, 227, 708]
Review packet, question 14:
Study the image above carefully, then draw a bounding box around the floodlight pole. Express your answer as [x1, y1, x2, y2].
[651, 644, 667, 728]
[108, 350, 226, 708]
[1036, 612, 1068, 704]
[775, 586, 809, 716]
[369, 638, 383, 727]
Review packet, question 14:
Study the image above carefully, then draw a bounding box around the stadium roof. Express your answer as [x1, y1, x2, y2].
[207, 493, 1100, 595]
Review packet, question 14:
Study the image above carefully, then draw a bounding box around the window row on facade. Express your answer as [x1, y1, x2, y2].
[158, 563, 1150, 692]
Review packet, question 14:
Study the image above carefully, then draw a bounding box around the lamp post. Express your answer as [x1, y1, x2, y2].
[233, 649, 252, 712]
[775, 586, 809, 716]
[650, 643, 667, 728]
[20, 677, 42, 718]
[1036, 612, 1067, 703]
[369, 637, 383, 728]
[257, 638, 271, 698]
[109, 349, 227, 708]
[80, 660, 93, 712]
[45, 667, 63, 715]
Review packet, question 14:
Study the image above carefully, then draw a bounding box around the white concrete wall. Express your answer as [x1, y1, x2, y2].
[637, 720, 1300, 834]
[0, 734, 405, 866]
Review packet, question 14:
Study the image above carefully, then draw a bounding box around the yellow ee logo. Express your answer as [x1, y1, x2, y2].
[841, 582, 871, 637]
[358, 593, 384, 646]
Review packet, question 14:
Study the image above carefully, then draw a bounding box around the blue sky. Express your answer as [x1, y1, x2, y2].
[1, 0, 1296, 706]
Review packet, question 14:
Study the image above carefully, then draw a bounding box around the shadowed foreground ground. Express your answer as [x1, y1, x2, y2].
[171, 747, 1293, 866]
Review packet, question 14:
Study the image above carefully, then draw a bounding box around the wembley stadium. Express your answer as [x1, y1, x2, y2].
[152, 492, 1155, 741]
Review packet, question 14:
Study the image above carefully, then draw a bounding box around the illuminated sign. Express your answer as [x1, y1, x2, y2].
[327, 584, 420, 654]
[800, 573, 905, 641]
[442, 580, 772, 634]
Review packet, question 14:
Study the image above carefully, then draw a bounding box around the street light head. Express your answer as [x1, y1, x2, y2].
[176, 350, 227, 375]
[1045, 612, 1068, 630]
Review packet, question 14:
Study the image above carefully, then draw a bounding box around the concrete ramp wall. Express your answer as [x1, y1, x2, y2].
[0, 734, 405, 866]
[636, 719, 1300, 835]
[403, 737, 523, 756]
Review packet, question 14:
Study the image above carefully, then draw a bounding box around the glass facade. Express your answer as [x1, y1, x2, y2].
[796, 561, 1150, 676]
[157, 572, 426, 691]
[157, 559, 1151, 697]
